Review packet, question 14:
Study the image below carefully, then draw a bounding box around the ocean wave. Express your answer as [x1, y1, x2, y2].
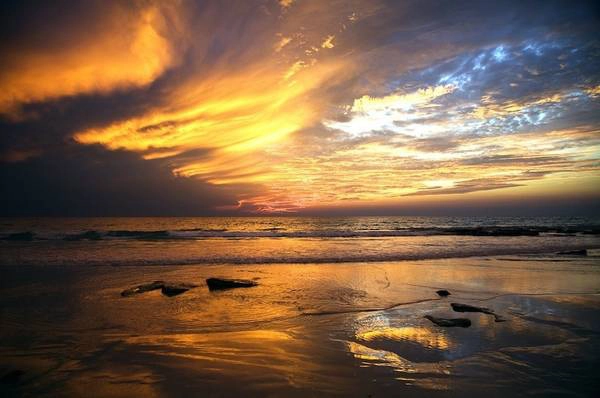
[2, 225, 599, 241]
[2, 245, 598, 267]
[105, 230, 170, 239]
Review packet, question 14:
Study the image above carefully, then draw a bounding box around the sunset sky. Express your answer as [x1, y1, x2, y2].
[1, 0, 599, 215]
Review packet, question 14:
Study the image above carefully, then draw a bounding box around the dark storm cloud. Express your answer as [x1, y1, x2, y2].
[0, 143, 253, 216]
[0, 89, 155, 155]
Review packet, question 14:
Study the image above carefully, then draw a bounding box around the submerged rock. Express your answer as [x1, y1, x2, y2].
[121, 281, 165, 297]
[436, 289, 451, 297]
[451, 302, 506, 322]
[206, 278, 258, 291]
[425, 315, 471, 327]
[161, 283, 197, 297]
[557, 249, 587, 256]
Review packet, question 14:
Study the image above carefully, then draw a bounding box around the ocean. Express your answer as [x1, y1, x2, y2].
[1, 216, 599, 266]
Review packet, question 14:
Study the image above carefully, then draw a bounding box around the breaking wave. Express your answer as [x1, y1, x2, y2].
[2, 225, 599, 241]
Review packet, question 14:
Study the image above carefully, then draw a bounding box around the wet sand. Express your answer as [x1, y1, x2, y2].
[1, 256, 600, 397]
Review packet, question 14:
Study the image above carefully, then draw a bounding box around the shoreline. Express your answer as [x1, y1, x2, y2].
[1, 242, 599, 268]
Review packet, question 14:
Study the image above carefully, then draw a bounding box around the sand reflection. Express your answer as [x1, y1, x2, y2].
[2, 257, 600, 397]
[123, 329, 294, 364]
[356, 326, 451, 350]
[346, 341, 452, 389]
[114, 328, 347, 394]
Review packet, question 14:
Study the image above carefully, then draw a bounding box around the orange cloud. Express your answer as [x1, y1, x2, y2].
[0, 2, 188, 118]
[75, 58, 349, 185]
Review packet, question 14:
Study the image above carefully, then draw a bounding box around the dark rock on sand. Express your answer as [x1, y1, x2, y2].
[425, 315, 471, 327]
[451, 302, 506, 322]
[4, 232, 34, 241]
[1, 369, 24, 384]
[121, 281, 165, 297]
[557, 249, 587, 256]
[122, 281, 198, 297]
[436, 289, 451, 297]
[161, 283, 198, 297]
[451, 302, 491, 313]
[206, 278, 258, 291]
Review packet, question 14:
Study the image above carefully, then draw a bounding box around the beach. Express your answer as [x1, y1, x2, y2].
[3, 0, 600, 395]
[2, 249, 600, 396]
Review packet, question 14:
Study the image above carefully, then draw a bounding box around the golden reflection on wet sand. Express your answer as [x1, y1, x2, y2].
[63, 369, 161, 398]
[110, 328, 348, 394]
[345, 341, 452, 390]
[1, 257, 600, 396]
[356, 326, 451, 350]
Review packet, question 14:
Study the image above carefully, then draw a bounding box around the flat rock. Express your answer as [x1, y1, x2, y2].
[451, 302, 506, 322]
[206, 277, 258, 291]
[436, 289, 451, 297]
[161, 283, 198, 297]
[425, 315, 471, 327]
[121, 281, 198, 297]
[121, 281, 165, 297]
[451, 302, 492, 313]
